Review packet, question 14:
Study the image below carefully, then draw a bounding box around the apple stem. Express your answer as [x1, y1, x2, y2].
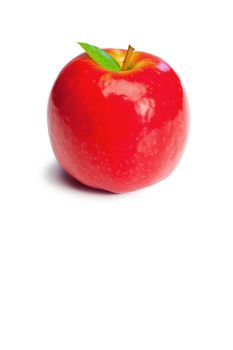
[122, 45, 135, 71]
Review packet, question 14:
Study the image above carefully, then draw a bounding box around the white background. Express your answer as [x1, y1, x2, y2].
[0, 0, 233, 349]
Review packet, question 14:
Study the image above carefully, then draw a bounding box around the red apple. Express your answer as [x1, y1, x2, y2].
[48, 44, 189, 193]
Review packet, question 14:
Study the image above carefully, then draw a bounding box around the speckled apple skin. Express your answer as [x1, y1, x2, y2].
[48, 49, 189, 193]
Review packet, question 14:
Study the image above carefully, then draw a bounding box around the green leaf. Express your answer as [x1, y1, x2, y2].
[78, 42, 121, 72]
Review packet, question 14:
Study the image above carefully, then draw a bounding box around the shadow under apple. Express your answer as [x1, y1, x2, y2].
[44, 162, 115, 196]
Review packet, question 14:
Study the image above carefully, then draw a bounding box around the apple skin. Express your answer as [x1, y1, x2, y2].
[48, 49, 189, 193]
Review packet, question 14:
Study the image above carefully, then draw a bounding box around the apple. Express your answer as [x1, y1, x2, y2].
[47, 43, 189, 193]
